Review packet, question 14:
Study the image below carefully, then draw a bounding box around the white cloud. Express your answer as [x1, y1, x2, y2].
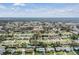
[0, 5, 6, 9]
[0, 4, 79, 17]
[13, 3, 26, 6]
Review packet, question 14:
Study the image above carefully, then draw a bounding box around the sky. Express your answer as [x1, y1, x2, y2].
[0, 3, 79, 17]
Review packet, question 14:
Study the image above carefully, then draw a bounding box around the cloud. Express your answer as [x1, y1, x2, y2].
[0, 5, 6, 9]
[0, 3, 79, 17]
[0, 8, 78, 17]
[13, 3, 26, 6]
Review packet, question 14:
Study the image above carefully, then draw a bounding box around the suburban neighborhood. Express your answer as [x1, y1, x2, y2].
[0, 21, 79, 55]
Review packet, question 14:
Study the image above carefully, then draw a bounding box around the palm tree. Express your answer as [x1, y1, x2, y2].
[29, 31, 42, 54]
[38, 42, 48, 54]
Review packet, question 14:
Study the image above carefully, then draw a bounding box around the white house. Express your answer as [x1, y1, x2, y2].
[0, 46, 5, 55]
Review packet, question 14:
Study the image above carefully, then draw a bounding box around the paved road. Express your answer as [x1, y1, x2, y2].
[64, 51, 67, 55]
[22, 49, 25, 55]
[32, 51, 35, 55]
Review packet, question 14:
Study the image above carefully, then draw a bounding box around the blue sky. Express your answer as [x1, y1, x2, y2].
[0, 3, 79, 17]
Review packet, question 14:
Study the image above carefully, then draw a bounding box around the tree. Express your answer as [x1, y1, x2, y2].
[0, 35, 6, 43]
[21, 42, 27, 48]
[71, 34, 78, 40]
[58, 33, 62, 37]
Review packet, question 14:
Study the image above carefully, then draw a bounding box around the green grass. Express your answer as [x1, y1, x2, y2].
[65, 51, 75, 55]
[35, 52, 43, 55]
[3, 51, 12, 55]
[46, 51, 54, 55]
[13, 51, 22, 55]
[55, 51, 65, 55]
[25, 52, 32, 55]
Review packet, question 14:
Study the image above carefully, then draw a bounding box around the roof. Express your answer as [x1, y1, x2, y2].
[36, 48, 45, 51]
[46, 48, 54, 51]
[0, 46, 5, 55]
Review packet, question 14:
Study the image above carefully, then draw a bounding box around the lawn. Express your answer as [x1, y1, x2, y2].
[35, 51, 45, 55]
[65, 51, 75, 55]
[55, 51, 65, 55]
[46, 51, 54, 55]
[25, 52, 32, 55]
[15, 40, 30, 43]
[13, 51, 22, 55]
[3, 51, 12, 55]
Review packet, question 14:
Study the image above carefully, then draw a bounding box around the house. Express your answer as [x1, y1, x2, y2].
[25, 48, 34, 52]
[6, 48, 16, 54]
[41, 33, 58, 40]
[46, 48, 54, 52]
[0, 46, 5, 55]
[33, 25, 44, 31]
[36, 48, 45, 52]
[55, 47, 72, 51]
[55, 47, 62, 51]
[74, 47, 79, 50]
[64, 47, 72, 51]
[14, 33, 33, 39]
[61, 32, 72, 38]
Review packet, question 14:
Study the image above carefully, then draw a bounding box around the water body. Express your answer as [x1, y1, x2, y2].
[0, 17, 79, 23]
